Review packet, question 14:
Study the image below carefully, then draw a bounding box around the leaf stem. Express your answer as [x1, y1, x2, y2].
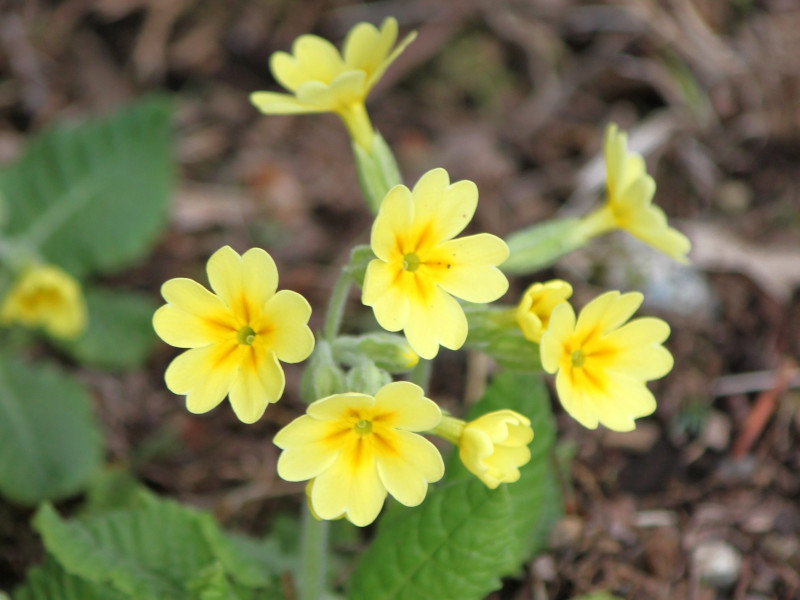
[408, 358, 432, 392]
[323, 269, 352, 343]
[299, 505, 329, 600]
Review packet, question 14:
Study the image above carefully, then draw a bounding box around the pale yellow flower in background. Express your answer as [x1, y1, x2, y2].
[250, 17, 416, 149]
[0, 264, 87, 339]
[516, 279, 573, 344]
[459, 410, 533, 489]
[153, 246, 314, 424]
[540, 291, 673, 432]
[274, 381, 444, 527]
[578, 123, 691, 263]
[362, 168, 509, 359]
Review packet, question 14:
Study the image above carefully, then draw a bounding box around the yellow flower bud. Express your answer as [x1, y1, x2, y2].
[1, 264, 87, 339]
[515, 279, 573, 343]
[457, 411, 533, 489]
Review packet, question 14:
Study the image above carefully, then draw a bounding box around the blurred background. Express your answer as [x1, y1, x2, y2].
[1, 1, 799, 598]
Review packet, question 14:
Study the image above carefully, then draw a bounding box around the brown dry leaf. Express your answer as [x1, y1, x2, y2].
[683, 221, 800, 302]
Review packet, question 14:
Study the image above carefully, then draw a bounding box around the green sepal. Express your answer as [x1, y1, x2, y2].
[344, 360, 391, 396]
[332, 333, 417, 373]
[299, 340, 346, 403]
[352, 131, 402, 214]
[344, 244, 375, 288]
[463, 304, 542, 371]
[502, 217, 586, 274]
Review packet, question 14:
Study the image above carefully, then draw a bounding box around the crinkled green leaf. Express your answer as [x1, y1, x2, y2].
[33, 496, 285, 600]
[197, 514, 293, 587]
[0, 357, 103, 505]
[348, 478, 513, 600]
[14, 556, 126, 600]
[55, 287, 158, 370]
[446, 372, 562, 571]
[81, 466, 157, 514]
[34, 501, 213, 600]
[0, 97, 173, 277]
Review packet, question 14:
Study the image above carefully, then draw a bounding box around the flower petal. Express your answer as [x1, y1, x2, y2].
[343, 18, 400, 78]
[404, 287, 467, 359]
[160, 278, 231, 320]
[272, 35, 345, 90]
[375, 430, 443, 506]
[307, 393, 375, 421]
[250, 91, 327, 115]
[366, 29, 417, 90]
[431, 234, 509, 303]
[373, 381, 441, 431]
[555, 368, 600, 430]
[539, 302, 576, 373]
[207, 246, 278, 322]
[153, 304, 231, 348]
[312, 441, 386, 526]
[370, 184, 414, 262]
[259, 290, 314, 363]
[227, 346, 285, 423]
[574, 291, 643, 341]
[275, 415, 343, 481]
[165, 343, 241, 415]
[412, 169, 478, 243]
[362, 260, 410, 332]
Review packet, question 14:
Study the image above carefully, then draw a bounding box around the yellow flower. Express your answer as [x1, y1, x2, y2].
[458, 411, 533, 489]
[540, 291, 673, 432]
[579, 123, 691, 263]
[1, 264, 87, 339]
[274, 381, 444, 527]
[153, 246, 314, 424]
[362, 168, 509, 359]
[250, 17, 416, 149]
[515, 279, 573, 343]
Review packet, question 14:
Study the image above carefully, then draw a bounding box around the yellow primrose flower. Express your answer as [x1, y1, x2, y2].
[540, 291, 673, 432]
[362, 168, 509, 359]
[274, 381, 444, 527]
[0, 264, 87, 339]
[578, 123, 691, 263]
[516, 279, 573, 344]
[153, 246, 314, 424]
[250, 17, 416, 149]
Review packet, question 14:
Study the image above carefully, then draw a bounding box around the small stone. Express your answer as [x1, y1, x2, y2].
[531, 555, 557, 581]
[692, 540, 742, 588]
[548, 515, 583, 549]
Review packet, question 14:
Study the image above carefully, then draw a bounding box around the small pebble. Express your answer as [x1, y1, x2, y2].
[692, 539, 742, 588]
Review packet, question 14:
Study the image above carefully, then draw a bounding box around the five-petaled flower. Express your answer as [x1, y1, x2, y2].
[153, 246, 314, 424]
[0, 264, 87, 340]
[459, 410, 533, 489]
[362, 168, 509, 359]
[516, 279, 573, 344]
[274, 381, 444, 527]
[250, 17, 415, 149]
[540, 290, 673, 432]
[578, 123, 691, 263]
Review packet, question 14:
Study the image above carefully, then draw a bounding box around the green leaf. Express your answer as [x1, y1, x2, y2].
[348, 478, 513, 600]
[14, 556, 127, 600]
[55, 287, 158, 370]
[34, 501, 214, 600]
[81, 466, 157, 514]
[0, 357, 103, 505]
[446, 373, 562, 571]
[34, 496, 285, 600]
[197, 514, 294, 587]
[0, 97, 173, 277]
